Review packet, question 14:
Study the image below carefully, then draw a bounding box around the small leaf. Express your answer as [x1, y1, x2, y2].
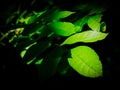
[68, 45, 103, 78]
[87, 14, 103, 31]
[52, 10, 75, 20]
[35, 58, 43, 65]
[27, 10, 46, 24]
[100, 22, 107, 32]
[61, 30, 108, 45]
[20, 42, 36, 58]
[47, 22, 76, 36]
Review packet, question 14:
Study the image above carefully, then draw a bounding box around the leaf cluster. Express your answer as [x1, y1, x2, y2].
[0, 1, 109, 80]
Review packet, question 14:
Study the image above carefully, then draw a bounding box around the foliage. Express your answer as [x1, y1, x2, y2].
[0, 1, 109, 81]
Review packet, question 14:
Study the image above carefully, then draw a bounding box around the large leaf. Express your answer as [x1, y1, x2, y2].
[47, 22, 76, 36]
[36, 46, 63, 80]
[87, 14, 103, 31]
[68, 46, 103, 78]
[61, 30, 108, 45]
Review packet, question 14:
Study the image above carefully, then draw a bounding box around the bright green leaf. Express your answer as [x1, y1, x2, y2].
[100, 22, 107, 32]
[47, 22, 76, 36]
[35, 59, 43, 65]
[87, 14, 103, 31]
[68, 45, 103, 78]
[52, 10, 75, 20]
[61, 30, 108, 45]
[21, 50, 27, 58]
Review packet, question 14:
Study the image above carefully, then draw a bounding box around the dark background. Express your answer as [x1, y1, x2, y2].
[0, 0, 120, 88]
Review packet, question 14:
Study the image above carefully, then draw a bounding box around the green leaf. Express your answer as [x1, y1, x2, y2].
[100, 22, 107, 32]
[36, 46, 63, 80]
[57, 50, 70, 75]
[61, 30, 108, 45]
[74, 15, 89, 32]
[88, 7, 106, 15]
[52, 10, 75, 21]
[68, 45, 103, 78]
[35, 58, 43, 65]
[20, 42, 36, 58]
[22, 40, 51, 64]
[47, 22, 76, 36]
[14, 36, 35, 50]
[87, 14, 103, 31]
[27, 10, 46, 24]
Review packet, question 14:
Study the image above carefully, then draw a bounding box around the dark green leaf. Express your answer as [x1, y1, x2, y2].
[22, 40, 51, 63]
[74, 15, 89, 32]
[27, 10, 46, 24]
[88, 7, 106, 15]
[22, 23, 43, 36]
[36, 46, 63, 80]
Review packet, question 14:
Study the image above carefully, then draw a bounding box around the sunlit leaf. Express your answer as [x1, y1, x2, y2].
[68, 45, 103, 78]
[21, 50, 27, 58]
[61, 30, 108, 45]
[37, 46, 63, 80]
[35, 59, 43, 65]
[87, 14, 103, 31]
[100, 22, 107, 32]
[47, 22, 76, 36]
[52, 10, 75, 20]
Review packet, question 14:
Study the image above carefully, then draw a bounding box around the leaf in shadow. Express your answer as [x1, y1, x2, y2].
[36, 46, 64, 81]
[22, 39, 51, 64]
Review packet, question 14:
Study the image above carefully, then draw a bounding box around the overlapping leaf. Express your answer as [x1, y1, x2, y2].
[87, 14, 103, 31]
[47, 21, 76, 36]
[74, 15, 89, 32]
[61, 30, 108, 45]
[22, 40, 51, 63]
